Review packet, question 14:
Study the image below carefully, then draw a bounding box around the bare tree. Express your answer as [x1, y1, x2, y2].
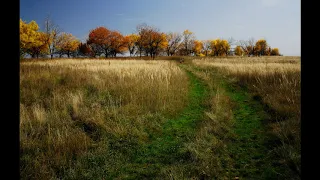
[165, 32, 182, 56]
[228, 37, 236, 47]
[135, 23, 148, 58]
[43, 15, 61, 59]
[237, 37, 256, 56]
[227, 37, 236, 55]
[182, 30, 195, 56]
[202, 40, 211, 56]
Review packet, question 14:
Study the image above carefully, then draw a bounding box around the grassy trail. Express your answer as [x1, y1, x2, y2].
[111, 64, 209, 179]
[116, 63, 281, 179]
[68, 63, 282, 179]
[188, 65, 284, 179]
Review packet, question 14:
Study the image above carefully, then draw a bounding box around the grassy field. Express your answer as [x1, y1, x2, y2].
[20, 59, 189, 179]
[20, 56, 300, 179]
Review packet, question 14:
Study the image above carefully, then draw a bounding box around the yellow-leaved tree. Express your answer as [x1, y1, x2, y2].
[255, 39, 268, 56]
[124, 34, 139, 57]
[55, 32, 80, 58]
[271, 48, 280, 56]
[20, 19, 50, 58]
[210, 39, 230, 56]
[234, 46, 243, 56]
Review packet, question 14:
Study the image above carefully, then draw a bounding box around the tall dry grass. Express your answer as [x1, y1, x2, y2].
[20, 59, 189, 179]
[193, 56, 301, 178]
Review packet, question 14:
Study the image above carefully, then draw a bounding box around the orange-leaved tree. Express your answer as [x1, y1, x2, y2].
[109, 30, 127, 57]
[192, 40, 203, 56]
[136, 23, 166, 59]
[87, 26, 112, 57]
[78, 42, 94, 57]
[148, 31, 167, 59]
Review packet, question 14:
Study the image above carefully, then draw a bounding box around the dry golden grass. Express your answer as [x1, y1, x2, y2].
[193, 56, 300, 116]
[20, 59, 189, 179]
[193, 56, 301, 177]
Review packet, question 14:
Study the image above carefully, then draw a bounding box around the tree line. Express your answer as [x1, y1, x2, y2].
[20, 18, 281, 59]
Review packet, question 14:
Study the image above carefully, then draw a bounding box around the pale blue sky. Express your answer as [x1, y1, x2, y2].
[20, 0, 300, 56]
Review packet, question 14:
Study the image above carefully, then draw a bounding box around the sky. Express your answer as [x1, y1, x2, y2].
[20, 0, 300, 56]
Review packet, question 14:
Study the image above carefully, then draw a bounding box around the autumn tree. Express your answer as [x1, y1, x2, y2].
[182, 29, 195, 56]
[255, 39, 268, 56]
[55, 32, 80, 58]
[134, 35, 144, 58]
[136, 23, 166, 59]
[234, 45, 243, 56]
[107, 30, 127, 57]
[20, 19, 37, 58]
[78, 43, 94, 57]
[124, 34, 138, 57]
[165, 32, 182, 56]
[221, 40, 231, 56]
[271, 48, 280, 56]
[20, 19, 49, 58]
[29, 32, 50, 58]
[192, 40, 203, 56]
[210, 39, 230, 56]
[148, 31, 167, 59]
[87, 26, 112, 57]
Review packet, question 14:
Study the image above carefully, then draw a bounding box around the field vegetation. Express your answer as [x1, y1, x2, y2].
[20, 56, 300, 179]
[20, 59, 189, 179]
